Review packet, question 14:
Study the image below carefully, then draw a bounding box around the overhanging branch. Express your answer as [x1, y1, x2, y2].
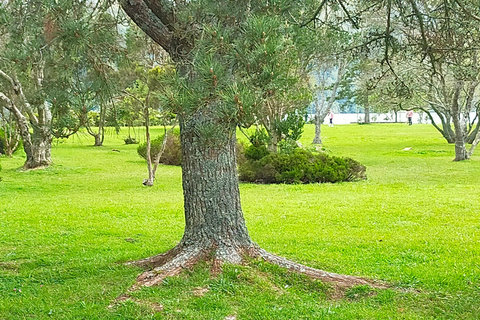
[119, 0, 174, 52]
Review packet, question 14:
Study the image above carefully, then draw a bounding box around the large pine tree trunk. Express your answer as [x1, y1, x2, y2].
[126, 110, 378, 290]
[179, 112, 253, 259]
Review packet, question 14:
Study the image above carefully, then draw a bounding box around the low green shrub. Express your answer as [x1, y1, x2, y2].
[244, 144, 269, 161]
[137, 130, 182, 166]
[239, 148, 366, 184]
[124, 136, 139, 145]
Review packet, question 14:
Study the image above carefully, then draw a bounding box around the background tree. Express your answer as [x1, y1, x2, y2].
[234, 15, 312, 153]
[312, 56, 349, 144]
[0, 0, 123, 166]
[353, 0, 480, 160]
[122, 65, 176, 186]
[0, 107, 20, 157]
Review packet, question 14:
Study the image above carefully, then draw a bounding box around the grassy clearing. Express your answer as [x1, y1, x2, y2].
[1, 123, 479, 319]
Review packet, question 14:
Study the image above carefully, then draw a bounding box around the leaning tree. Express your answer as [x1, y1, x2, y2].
[119, 0, 383, 290]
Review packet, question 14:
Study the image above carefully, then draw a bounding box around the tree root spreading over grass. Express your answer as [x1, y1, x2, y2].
[112, 244, 388, 306]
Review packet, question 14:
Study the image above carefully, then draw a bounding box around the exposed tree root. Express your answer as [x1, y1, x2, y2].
[253, 248, 388, 289]
[112, 243, 387, 307]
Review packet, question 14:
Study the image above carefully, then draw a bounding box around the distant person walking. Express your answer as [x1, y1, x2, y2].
[328, 110, 334, 127]
[406, 110, 414, 125]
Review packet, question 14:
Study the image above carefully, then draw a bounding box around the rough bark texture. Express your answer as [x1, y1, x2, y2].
[25, 125, 52, 169]
[179, 111, 253, 255]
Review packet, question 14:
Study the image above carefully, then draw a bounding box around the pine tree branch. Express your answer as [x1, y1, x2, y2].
[119, 0, 174, 52]
[0, 69, 17, 92]
[453, 0, 480, 22]
[300, 0, 328, 27]
[336, 0, 359, 29]
[144, 0, 175, 30]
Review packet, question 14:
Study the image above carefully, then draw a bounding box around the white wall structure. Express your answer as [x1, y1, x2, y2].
[318, 111, 477, 125]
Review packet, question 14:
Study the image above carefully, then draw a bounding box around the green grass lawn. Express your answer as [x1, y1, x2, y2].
[1, 123, 479, 319]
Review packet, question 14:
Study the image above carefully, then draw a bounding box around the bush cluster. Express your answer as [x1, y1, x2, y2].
[239, 148, 366, 184]
[137, 131, 182, 166]
[124, 136, 139, 145]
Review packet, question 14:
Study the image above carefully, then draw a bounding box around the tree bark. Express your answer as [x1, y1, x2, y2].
[364, 92, 371, 124]
[179, 111, 253, 256]
[451, 81, 469, 161]
[267, 130, 278, 153]
[144, 104, 154, 186]
[25, 126, 52, 169]
[313, 99, 327, 144]
[0, 93, 52, 169]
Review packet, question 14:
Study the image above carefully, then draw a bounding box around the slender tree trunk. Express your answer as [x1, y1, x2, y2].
[94, 104, 106, 146]
[451, 82, 469, 161]
[313, 75, 326, 144]
[364, 92, 371, 124]
[313, 61, 345, 144]
[144, 105, 154, 186]
[145, 122, 178, 187]
[267, 132, 278, 153]
[467, 123, 480, 158]
[93, 133, 102, 146]
[467, 119, 480, 144]
[87, 103, 106, 147]
[313, 98, 328, 144]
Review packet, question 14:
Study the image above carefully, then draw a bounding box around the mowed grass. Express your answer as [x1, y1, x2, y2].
[0, 123, 479, 319]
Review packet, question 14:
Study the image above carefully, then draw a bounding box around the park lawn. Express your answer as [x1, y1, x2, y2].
[0, 123, 479, 319]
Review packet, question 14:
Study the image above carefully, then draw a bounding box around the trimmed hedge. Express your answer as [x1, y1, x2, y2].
[239, 148, 366, 184]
